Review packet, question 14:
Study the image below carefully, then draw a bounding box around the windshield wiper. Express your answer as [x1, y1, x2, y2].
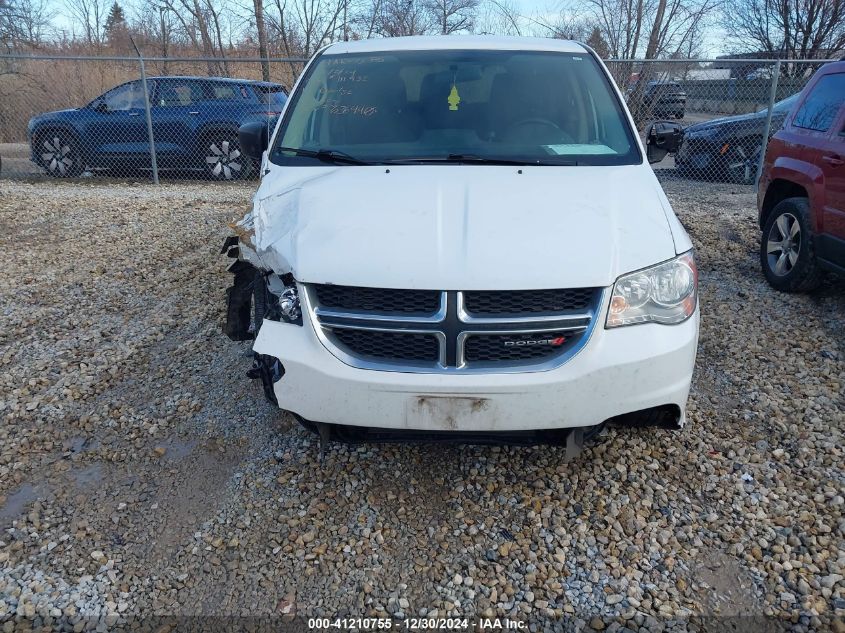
[276, 146, 372, 165]
[385, 154, 575, 166]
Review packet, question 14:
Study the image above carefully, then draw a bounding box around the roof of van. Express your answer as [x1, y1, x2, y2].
[323, 35, 588, 55]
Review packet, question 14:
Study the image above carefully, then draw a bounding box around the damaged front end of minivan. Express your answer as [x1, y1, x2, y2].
[221, 203, 300, 406]
[218, 36, 700, 452]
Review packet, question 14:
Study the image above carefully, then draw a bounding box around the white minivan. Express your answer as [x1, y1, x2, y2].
[224, 36, 698, 448]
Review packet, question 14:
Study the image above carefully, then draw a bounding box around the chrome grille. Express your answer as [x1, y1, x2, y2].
[306, 284, 603, 373]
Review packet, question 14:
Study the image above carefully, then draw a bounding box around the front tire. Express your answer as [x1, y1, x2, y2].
[34, 130, 83, 178]
[725, 140, 761, 185]
[201, 132, 248, 181]
[760, 197, 822, 292]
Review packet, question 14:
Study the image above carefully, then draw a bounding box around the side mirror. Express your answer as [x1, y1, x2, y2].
[239, 120, 269, 161]
[645, 121, 683, 164]
[93, 100, 109, 113]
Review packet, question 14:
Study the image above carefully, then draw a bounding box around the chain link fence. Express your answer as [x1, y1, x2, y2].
[0, 53, 836, 184]
[605, 58, 832, 185]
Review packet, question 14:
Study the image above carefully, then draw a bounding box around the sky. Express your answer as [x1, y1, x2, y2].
[496, 0, 727, 56]
[45, 0, 729, 58]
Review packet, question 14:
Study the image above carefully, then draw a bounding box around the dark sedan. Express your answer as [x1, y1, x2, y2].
[674, 94, 799, 184]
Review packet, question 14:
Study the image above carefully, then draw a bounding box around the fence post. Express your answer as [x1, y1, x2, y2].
[131, 38, 160, 185]
[756, 59, 781, 186]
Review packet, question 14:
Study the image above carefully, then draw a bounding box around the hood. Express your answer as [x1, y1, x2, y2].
[35, 108, 78, 118]
[685, 110, 764, 134]
[29, 109, 79, 126]
[250, 164, 678, 290]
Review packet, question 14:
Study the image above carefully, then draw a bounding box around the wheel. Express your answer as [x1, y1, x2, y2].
[34, 130, 83, 177]
[725, 140, 761, 184]
[760, 197, 822, 292]
[202, 132, 248, 180]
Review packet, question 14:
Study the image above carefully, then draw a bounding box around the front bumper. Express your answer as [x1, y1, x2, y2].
[252, 293, 700, 432]
[675, 136, 722, 171]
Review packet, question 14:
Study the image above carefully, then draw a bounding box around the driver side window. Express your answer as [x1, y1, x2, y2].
[101, 81, 149, 111]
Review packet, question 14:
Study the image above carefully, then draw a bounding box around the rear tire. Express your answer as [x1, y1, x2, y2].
[33, 130, 83, 178]
[201, 131, 249, 180]
[760, 197, 822, 292]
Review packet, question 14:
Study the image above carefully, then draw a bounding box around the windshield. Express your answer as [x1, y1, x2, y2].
[257, 85, 288, 107]
[272, 49, 640, 166]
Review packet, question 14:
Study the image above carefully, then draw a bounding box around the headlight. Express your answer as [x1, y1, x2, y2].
[606, 251, 697, 328]
[278, 286, 300, 321]
[266, 275, 301, 323]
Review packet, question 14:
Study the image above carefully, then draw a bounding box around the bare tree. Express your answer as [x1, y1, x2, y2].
[159, 5, 171, 64]
[581, 0, 717, 125]
[253, 0, 270, 80]
[268, 0, 344, 57]
[160, 0, 231, 73]
[356, 0, 384, 37]
[475, 0, 522, 35]
[645, 0, 718, 58]
[205, 0, 231, 73]
[64, 0, 110, 47]
[1, 0, 52, 50]
[425, 0, 478, 34]
[584, 0, 649, 58]
[534, 9, 591, 40]
[724, 0, 845, 61]
[372, 0, 432, 35]
[583, 0, 715, 58]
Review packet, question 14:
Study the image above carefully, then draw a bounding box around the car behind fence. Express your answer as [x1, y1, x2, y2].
[0, 55, 304, 182]
[0, 53, 833, 185]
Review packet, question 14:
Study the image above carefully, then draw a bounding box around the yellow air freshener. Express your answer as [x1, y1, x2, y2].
[448, 84, 461, 111]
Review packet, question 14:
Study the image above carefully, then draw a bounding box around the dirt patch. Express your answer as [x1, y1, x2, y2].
[147, 437, 248, 558]
[685, 551, 762, 615]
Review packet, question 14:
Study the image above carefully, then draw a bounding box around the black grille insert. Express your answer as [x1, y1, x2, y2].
[464, 331, 577, 363]
[312, 286, 601, 370]
[314, 285, 440, 314]
[463, 288, 596, 316]
[331, 328, 439, 363]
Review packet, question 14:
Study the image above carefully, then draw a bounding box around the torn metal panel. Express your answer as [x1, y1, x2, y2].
[223, 258, 256, 342]
[226, 207, 269, 272]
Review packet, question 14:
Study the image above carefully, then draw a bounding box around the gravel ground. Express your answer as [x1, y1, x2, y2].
[0, 176, 843, 632]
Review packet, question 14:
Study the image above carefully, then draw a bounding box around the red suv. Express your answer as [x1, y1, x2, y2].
[757, 59, 845, 291]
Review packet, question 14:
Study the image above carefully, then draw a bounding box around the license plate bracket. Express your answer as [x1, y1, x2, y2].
[405, 395, 492, 430]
